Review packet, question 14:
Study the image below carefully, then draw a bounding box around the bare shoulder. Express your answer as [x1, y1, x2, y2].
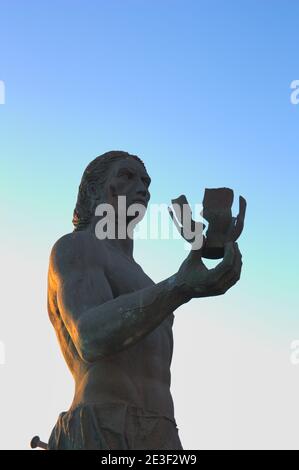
[49, 231, 107, 279]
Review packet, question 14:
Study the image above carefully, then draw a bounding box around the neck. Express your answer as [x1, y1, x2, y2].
[87, 214, 135, 260]
[104, 237, 134, 259]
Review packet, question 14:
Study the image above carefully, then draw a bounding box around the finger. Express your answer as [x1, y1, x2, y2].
[233, 196, 247, 240]
[211, 254, 242, 296]
[176, 196, 197, 234]
[168, 206, 183, 234]
[171, 195, 198, 236]
[213, 271, 241, 296]
[239, 196, 247, 220]
[170, 195, 187, 226]
[169, 201, 205, 245]
[218, 246, 242, 290]
[210, 241, 236, 280]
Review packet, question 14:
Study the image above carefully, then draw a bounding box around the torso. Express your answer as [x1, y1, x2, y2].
[48, 234, 176, 420]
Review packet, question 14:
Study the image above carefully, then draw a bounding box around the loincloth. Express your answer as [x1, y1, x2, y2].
[48, 401, 183, 450]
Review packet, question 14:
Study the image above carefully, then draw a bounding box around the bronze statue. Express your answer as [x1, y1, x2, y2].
[47, 151, 245, 450]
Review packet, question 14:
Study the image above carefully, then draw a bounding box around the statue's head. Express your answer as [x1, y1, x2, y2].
[73, 150, 151, 231]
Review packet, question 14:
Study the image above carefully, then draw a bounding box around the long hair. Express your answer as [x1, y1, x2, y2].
[72, 151, 146, 231]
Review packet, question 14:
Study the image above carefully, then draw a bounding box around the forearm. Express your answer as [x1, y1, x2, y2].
[76, 274, 189, 361]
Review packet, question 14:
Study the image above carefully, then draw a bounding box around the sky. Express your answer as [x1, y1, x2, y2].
[0, 0, 299, 449]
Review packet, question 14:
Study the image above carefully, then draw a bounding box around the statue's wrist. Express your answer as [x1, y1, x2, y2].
[167, 274, 192, 304]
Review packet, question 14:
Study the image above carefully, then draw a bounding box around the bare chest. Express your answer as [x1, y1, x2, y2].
[102, 249, 174, 368]
[103, 249, 155, 295]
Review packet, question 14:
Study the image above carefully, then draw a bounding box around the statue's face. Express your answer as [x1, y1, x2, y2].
[102, 157, 151, 219]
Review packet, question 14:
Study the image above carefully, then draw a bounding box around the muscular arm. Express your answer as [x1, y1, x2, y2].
[49, 235, 188, 363]
[49, 234, 241, 363]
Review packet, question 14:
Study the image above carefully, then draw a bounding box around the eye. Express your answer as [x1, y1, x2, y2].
[119, 170, 133, 179]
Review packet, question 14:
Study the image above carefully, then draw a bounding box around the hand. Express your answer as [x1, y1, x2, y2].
[175, 241, 242, 299]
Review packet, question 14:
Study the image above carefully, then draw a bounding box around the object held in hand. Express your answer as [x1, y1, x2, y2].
[168, 194, 206, 251]
[203, 188, 246, 259]
[168, 188, 246, 259]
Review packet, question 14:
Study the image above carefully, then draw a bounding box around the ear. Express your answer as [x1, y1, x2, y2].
[87, 182, 99, 200]
[108, 183, 117, 196]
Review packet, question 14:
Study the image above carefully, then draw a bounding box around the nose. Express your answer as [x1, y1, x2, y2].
[135, 178, 149, 199]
